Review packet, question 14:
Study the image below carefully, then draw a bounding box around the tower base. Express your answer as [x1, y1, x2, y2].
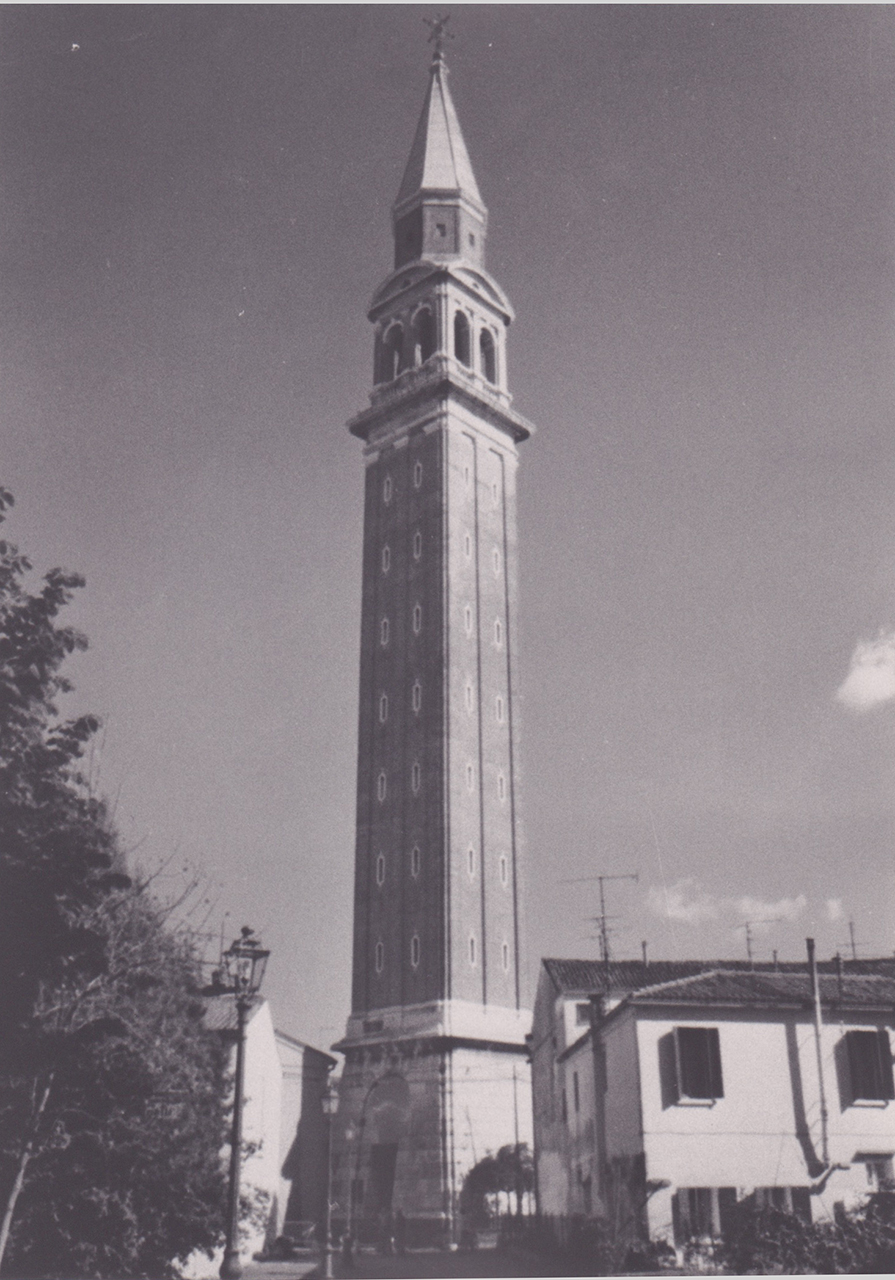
[332, 1001, 531, 1247]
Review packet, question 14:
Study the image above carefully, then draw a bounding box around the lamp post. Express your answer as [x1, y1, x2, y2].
[321, 1079, 339, 1280]
[219, 927, 269, 1280]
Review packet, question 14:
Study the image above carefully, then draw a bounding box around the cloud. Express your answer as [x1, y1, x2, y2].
[826, 898, 844, 923]
[836, 630, 895, 711]
[733, 893, 807, 930]
[649, 881, 808, 932]
[648, 878, 720, 924]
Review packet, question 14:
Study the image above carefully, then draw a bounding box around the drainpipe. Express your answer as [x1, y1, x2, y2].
[807, 938, 829, 1166]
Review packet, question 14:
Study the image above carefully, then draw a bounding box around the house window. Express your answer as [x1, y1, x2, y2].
[499, 855, 508, 886]
[845, 1030, 895, 1101]
[669, 1027, 724, 1101]
[464, 605, 473, 636]
[412, 603, 422, 634]
[466, 763, 474, 791]
[376, 854, 385, 886]
[377, 771, 387, 802]
[413, 460, 423, 488]
[496, 696, 504, 723]
[379, 693, 388, 723]
[498, 773, 506, 801]
[573, 1072, 580, 1112]
[494, 619, 503, 647]
[410, 934, 421, 967]
[752, 1187, 812, 1220]
[412, 681, 422, 714]
[672, 1188, 737, 1244]
[502, 941, 510, 972]
[413, 530, 422, 559]
[380, 617, 389, 647]
[381, 545, 391, 574]
[375, 941, 384, 973]
[383, 474, 392, 504]
[858, 1154, 895, 1191]
[411, 845, 421, 877]
[467, 846, 476, 878]
[469, 935, 477, 966]
[576, 1002, 591, 1027]
[411, 762, 421, 793]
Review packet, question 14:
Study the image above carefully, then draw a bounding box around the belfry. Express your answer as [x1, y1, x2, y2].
[333, 35, 533, 1242]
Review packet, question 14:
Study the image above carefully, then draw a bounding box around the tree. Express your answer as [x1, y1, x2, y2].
[0, 491, 228, 1278]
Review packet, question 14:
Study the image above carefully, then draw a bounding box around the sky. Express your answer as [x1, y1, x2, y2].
[3, 4, 895, 1049]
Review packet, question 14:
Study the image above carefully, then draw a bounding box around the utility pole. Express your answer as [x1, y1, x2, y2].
[848, 920, 858, 961]
[736, 918, 781, 967]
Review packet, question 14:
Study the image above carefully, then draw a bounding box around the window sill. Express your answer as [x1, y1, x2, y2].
[674, 1097, 719, 1108]
[850, 1098, 890, 1109]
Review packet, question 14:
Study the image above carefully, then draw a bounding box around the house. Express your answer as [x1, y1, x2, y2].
[531, 957, 895, 1250]
[196, 997, 336, 1271]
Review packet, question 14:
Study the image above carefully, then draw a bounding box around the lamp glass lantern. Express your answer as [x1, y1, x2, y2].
[322, 1081, 339, 1118]
[221, 926, 269, 1000]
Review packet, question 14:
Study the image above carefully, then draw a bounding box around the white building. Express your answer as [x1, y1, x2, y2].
[531, 958, 895, 1250]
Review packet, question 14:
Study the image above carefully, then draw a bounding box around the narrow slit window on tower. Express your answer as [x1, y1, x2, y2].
[411, 761, 421, 794]
[464, 605, 473, 636]
[376, 854, 385, 887]
[436, 222, 446, 237]
[454, 311, 471, 367]
[464, 531, 472, 560]
[479, 328, 497, 384]
[379, 693, 388, 723]
[494, 619, 503, 647]
[375, 940, 384, 973]
[498, 773, 506, 802]
[380, 617, 389, 647]
[467, 846, 476, 878]
[493, 548, 501, 575]
[465, 683, 474, 713]
[466, 762, 474, 792]
[469, 232, 476, 247]
[496, 696, 504, 723]
[411, 845, 421, 877]
[469, 935, 477, 966]
[464, 464, 471, 490]
[499, 855, 508, 886]
[412, 603, 422, 634]
[413, 530, 423, 560]
[492, 480, 499, 505]
[411, 934, 421, 967]
[502, 941, 510, 973]
[412, 681, 422, 714]
[377, 771, 387, 802]
[413, 461, 423, 489]
[383, 474, 393, 504]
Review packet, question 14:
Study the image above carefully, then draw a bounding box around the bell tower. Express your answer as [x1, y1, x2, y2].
[333, 36, 533, 1244]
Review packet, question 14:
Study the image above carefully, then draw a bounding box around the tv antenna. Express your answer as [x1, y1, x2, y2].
[736, 918, 781, 967]
[561, 871, 639, 966]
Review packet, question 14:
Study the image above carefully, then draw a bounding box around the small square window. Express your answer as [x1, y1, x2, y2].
[575, 1002, 591, 1027]
[436, 223, 446, 237]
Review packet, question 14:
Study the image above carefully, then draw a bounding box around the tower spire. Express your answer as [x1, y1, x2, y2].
[392, 27, 486, 269]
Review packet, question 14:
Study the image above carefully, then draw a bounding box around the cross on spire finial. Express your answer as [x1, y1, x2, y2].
[423, 12, 453, 65]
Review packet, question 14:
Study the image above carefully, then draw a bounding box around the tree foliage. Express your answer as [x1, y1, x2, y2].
[714, 1200, 895, 1276]
[0, 491, 227, 1278]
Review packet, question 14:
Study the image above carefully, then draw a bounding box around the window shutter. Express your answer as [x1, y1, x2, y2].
[707, 1027, 724, 1099]
[877, 1029, 895, 1100]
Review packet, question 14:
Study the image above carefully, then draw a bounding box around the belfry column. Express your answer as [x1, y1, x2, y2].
[331, 39, 534, 1245]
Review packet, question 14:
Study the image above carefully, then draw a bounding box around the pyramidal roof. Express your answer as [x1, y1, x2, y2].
[395, 54, 484, 212]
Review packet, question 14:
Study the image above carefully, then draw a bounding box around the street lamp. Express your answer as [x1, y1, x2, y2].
[219, 926, 269, 1280]
[321, 1078, 339, 1280]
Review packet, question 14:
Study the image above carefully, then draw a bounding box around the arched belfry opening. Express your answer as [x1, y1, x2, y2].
[454, 311, 471, 367]
[479, 328, 497, 384]
[412, 308, 436, 366]
[376, 323, 404, 384]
